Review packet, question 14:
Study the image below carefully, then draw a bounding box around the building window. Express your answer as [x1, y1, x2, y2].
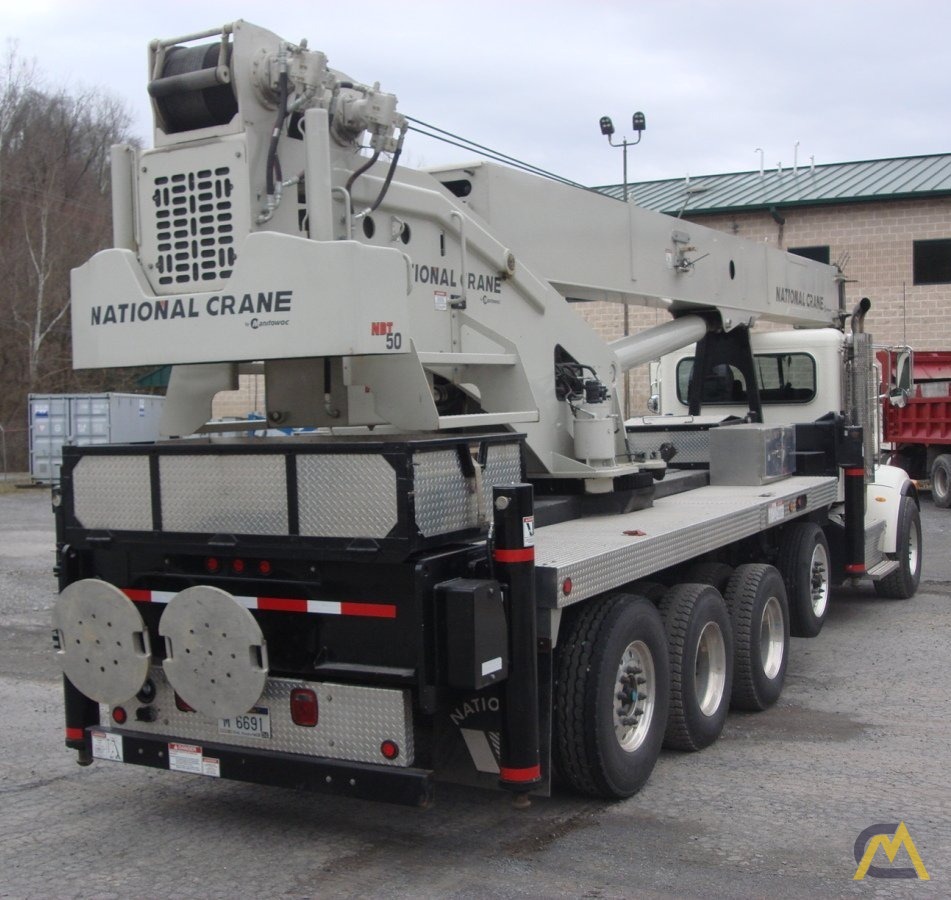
[913, 239, 951, 285]
[789, 245, 830, 264]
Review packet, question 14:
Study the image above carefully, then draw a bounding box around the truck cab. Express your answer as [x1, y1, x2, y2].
[646, 328, 847, 427]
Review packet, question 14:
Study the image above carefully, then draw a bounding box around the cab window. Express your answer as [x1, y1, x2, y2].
[675, 353, 816, 405]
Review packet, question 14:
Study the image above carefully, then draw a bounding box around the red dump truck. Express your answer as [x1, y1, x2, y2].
[880, 347, 951, 506]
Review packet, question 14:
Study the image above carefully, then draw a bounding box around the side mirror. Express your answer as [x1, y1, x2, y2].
[647, 394, 660, 414]
[889, 349, 913, 407]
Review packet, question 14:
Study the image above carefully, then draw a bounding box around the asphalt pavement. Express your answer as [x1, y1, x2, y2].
[1, 485, 948, 898]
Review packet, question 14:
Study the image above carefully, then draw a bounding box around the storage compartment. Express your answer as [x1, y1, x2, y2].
[626, 415, 740, 468]
[709, 424, 795, 486]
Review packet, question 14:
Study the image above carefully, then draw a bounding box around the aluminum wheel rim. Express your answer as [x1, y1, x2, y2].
[809, 542, 830, 618]
[614, 640, 656, 752]
[695, 621, 727, 717]
[760, 596, 784, 680]
[935, 466, 949, 499]
[907, 517, 920, 575]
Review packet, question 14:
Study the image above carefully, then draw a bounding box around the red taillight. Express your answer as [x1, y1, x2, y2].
[258, 560, 272, 576]
[290, 688, 318, 727]
[205, 557, 220, 574]
[380, 740, 400, 760]
[174, 693, 195, 713]
[111, 706, 127, 725]
[563, 577, 573, 596]
[232, 558, 246, 574]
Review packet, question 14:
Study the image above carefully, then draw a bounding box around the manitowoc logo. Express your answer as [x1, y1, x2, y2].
[853, 822, 930, 880]
[89, 290, 293, 325]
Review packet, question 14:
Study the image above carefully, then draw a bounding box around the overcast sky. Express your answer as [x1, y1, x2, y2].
[4, 0, 949, 186]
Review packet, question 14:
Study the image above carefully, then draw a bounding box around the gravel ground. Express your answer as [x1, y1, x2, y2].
[1, 486, 948, 898]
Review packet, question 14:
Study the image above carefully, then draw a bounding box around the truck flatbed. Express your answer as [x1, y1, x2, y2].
[536, 475, 838, 607]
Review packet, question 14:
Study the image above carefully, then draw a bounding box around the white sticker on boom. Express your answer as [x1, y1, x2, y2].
[522, 516, 535, 547]
[481, 656, 503, 677]
[91, 731, 123, 762]
[434, 290, 448, 311]
[169, 742, 220, 778]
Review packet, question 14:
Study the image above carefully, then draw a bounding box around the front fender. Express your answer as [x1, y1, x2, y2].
[867, 464, 917, 554]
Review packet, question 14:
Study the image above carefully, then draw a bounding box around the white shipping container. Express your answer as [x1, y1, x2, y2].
[29, 393, 166, 483]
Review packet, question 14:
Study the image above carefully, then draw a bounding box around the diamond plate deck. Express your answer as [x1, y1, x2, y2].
[534, 475, 838, 608]
[123, 667, 414, 766]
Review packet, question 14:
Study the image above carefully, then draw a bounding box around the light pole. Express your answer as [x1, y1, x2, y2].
[599, 113, 646, 418]
[599, 112, 646, 202]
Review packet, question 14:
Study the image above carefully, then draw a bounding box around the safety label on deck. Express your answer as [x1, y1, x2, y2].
[91, 731, 123, 762]
[169, 742, 221, 778]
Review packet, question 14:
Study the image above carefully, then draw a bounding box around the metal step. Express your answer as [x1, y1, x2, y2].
[867, 559, 899, 579]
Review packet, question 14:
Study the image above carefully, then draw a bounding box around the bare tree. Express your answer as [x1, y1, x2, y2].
[0, 46, 140, 467]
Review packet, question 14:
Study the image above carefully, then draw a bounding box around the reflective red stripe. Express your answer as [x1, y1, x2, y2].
[257, 597, 308, 613]
[499, 764, 541, 783]
[122, 589, 151, 602]
[845, 468, 865, 477]
[65, 727, 85, 741]
[493, 548, 535, 563]
[341, 602, 397, 619]
[845, 563, 866, 574]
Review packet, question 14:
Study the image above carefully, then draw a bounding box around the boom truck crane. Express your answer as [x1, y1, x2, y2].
[52, 21, 922, 805]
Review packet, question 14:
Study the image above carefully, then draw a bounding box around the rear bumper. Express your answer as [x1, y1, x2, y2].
[80, 727, 434, 807]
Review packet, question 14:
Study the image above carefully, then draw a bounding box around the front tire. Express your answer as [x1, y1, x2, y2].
[775, 522, 831, 638]
[553, 594, 669, 798]
[874, 495, 922, 599]
[659, 584, 733, 751]
[724, 565, 789, 711]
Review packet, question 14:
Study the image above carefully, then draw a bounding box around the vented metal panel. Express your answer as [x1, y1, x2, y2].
[159, 455, 287, 534]
[138, 137, 250, 295]
[121, 667, 414, 766]
[297, 454, 398, 538]
[73, 456, 153, 530]
[414, 449, 479, 537]
[152, 167, 236, 287]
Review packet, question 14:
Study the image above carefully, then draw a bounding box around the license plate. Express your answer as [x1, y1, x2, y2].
[218, 706, 271, 739]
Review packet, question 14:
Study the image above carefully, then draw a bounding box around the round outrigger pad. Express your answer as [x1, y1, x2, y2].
[53, 580, 152, 706]
[160, 586, 269, 720]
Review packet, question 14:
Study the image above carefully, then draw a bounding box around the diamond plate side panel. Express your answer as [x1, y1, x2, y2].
[73, 456, 153, 530]
[482, 442, 523, 490]
[160, 455, 287, 534]
[413, 449, 477, 537]
[627, 429, 712, 465]
[297, 454, 398, 538]
[535, 476, 838, 608]
[124, 668, 414, 766]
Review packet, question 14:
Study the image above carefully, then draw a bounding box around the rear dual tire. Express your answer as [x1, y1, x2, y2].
[724, 564, 789, 711]
[659, 584, 733, 751]
[553, 594, 669, 799]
